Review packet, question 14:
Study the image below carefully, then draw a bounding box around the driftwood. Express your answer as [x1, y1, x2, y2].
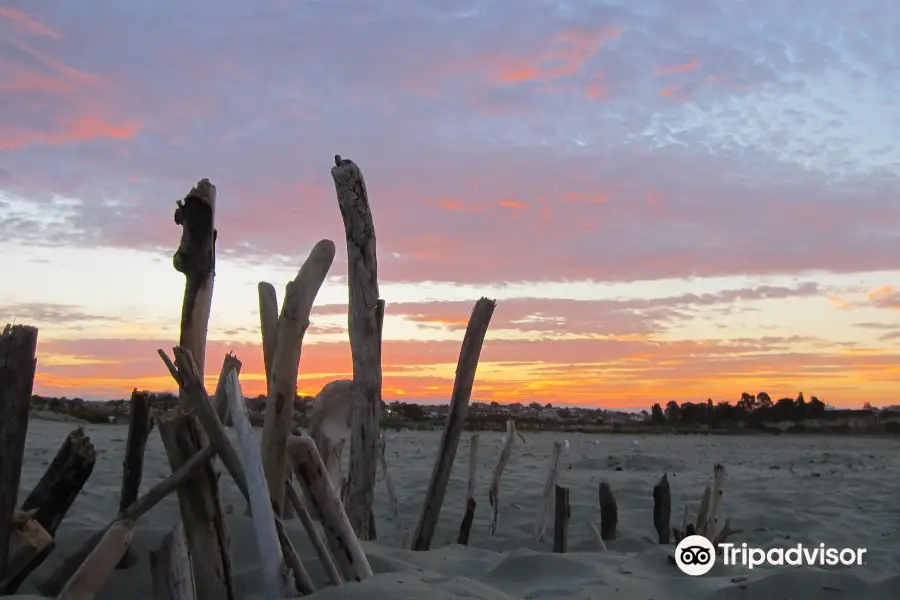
[456, 434, 479, 545]
[284, 482, 342, 586]
[695, 486, 711, 535]
[116, 389, 152, 569]
[258, 281, 279, 381]
[57, 520, 134, 600]
[332, 155, 383, 540]
[3, 428, 96, 593]
[261, 239, 336, 517]
[598, 482, 618, 541]
[223, 368, 297, 598]
[40, 444, 216, 596]
[287, 434, 373, 582]
[552, 485, 570, 553]
[653, 474, 671, 544]
[0, 511, 53, 590]
[703, 464, 726, 538]
[309, 379, 353, 495]
[534, 441, 564, 542]
[158, 415, 235, 600]
[0, 324, 38, 578]
[212, 353, 242, 424]
[588, 522, 607, 552]
[411, 298, 496, 551]
[488, 420, 517, 537]
[377, 433, 408, 547]
[149, 523, 195, 600]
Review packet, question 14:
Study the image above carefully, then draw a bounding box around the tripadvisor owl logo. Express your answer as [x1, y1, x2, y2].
[675, 535, 716, 576]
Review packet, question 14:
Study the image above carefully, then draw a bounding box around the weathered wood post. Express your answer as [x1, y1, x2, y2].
[534, 441, 565, 542]
[598, 481, 618, 541]
[488, 419, 517, 537]
[331, 155, 384, 540]
[411, 298, 496, 551]
[117, 389, 152, 568]
[456, 434, 479, 545]
[653, 473, 671, 544]
[0, 324, 38, 580]
[552, 485, 569, 553]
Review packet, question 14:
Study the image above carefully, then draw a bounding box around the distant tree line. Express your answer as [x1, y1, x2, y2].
[647, 392, 830, 426]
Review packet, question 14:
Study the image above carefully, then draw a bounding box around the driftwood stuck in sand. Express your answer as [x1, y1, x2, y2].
[377, 433, 408, 548]
[588, 522, 607, 552]
[534, 441, 565, 542]
[260, 240, 336, 518]
[332, 155, 383, 541]
[411, 298, 496, 551]
[288, 434, 374, 582]
[284, 482, 343, 586]
[0, 511, 53, 590]
[552, 485, 570, 553]
[309, 379, 354, 494]
[116, 389, 152, 569]
[489, 419, 518, 537]
[456, 434, 479, 545]
[653, 474, 671, 544]
[672, 464, 741, 546]
[598, 482, 618, 541]
[212, 353, 242, 424]
[57, 519, 134, 600]
[0, 324, 38, 580]
[149, 523, 195, 600]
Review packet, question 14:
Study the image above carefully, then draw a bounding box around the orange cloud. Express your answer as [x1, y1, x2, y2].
[0, 115, 139, 149]
[431, 198, 486, 213]
[828, 296, 855, 310]
[868, 285, 900, 310]
[499, 199, 528, 209]
[656, 59, 700, 76]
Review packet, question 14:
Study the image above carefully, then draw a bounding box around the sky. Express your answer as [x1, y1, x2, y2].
[1, 0, 899, 410]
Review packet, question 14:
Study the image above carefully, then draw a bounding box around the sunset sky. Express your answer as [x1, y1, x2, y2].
[2, 1, 899, 410]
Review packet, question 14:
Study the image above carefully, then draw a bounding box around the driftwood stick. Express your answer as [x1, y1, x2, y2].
[377, 433, 408, 548]
[287, 434, 373, 582]
[57, 519, 134, 600]
[116, 389, 152, 569]
[456, 434, 479, 545]
[158, 415, 235, 600]
[695, 485, 711, 536]
[223, 368, 296, 598]
[552, 485, 570, 553]
[39, 444, 216, 596]
[488, 419, 517, 537]
[149, 523, 195, 600]
[0, 324, 38, 578]
[0, 512, 53, 590]
[534, 441, 564, 542]
[711, 518, 742, 545]
[704, 464, 726, 539]
[456, 498, 476, 546]
[411, 298, 496, 551]
[653, 474, 671, 544]
[588, 522, 607, 552]
[261, 240, 336, 517]
[284, 483, 342, 586]
[598, 482, 618, 541]
[3, 428, 95, 594]
[332, 156, 383, 541]
[212, 353, 242, 424]
[273, 520, 313, 595]
[258, 281, 279, 384]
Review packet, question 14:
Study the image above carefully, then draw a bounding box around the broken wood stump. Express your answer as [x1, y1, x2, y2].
[598, 481, 618, 541]
[552, 485, 570, 553]
[456, 434, 479, 546]
[0, 510, 53, 590]
[653, 473, 671, 544]
[117, 389, 152, 569]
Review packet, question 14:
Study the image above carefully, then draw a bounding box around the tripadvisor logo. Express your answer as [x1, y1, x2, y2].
[675, 535, 867, 576]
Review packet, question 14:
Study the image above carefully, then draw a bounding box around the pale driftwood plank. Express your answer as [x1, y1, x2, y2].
[488, 420, 517, 537]
[57, 519, 134, 600]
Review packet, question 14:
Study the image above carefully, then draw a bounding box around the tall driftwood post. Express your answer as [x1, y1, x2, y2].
[488, 420, 517, 537]
[117, 389, 152, 568]
[653, 473, 671, 544]
[598, 482, 618, 541]
[552, 485, 570, 553]
[169, 178, 235, 600]
[0, 324, 38, 579]
[331, 155, 383, 540]
[411, 298, 496, 551]
[260, 239, 335, 517]
[534, 441, 565, 543]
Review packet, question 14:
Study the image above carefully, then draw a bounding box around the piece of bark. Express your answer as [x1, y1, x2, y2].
[284, 482, 342, 586]
[224, 368, 297, 598]
[287, 434, 373, 582]
[261, 240, 336, 517]
[411, 298, 496, 551]
[39, 444, 216, 596]
[116, 389, 152, 569]
[0, 512, 53, 590]
[0, 324, 38, 578]
[212, 353, 242, 425]
[149, 523, 195, 600]
[653, 473, 671, 545]
[488, 420, 517, 537]
[598, 482, 618, 541]
[456, 498, 476, 546]
[331, 156, 383, 541]
[534, 441, 565, 542]
[3, 428, 95, 593]
[158, 415, 235, 600]
[57, 519, 134, 600]
[552, 485, 570, 553]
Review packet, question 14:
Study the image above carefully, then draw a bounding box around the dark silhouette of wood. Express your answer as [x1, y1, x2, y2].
[332, 155, 382, 540]
[117, 389, 152, 568]
[653, 474, 671, 544]
[456, 498, 476, 545]
[598, 481, 618, 540]
[0, 324, 38, 580]
[412, 297, 496, 551]
[2, 428, 95, 593]
[552, 485, 570, 553]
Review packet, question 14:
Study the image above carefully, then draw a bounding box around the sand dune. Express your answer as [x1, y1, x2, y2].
[9, 420, 900, 599]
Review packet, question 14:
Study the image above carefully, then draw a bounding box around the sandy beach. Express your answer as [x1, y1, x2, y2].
[10, 420, 900, 599]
